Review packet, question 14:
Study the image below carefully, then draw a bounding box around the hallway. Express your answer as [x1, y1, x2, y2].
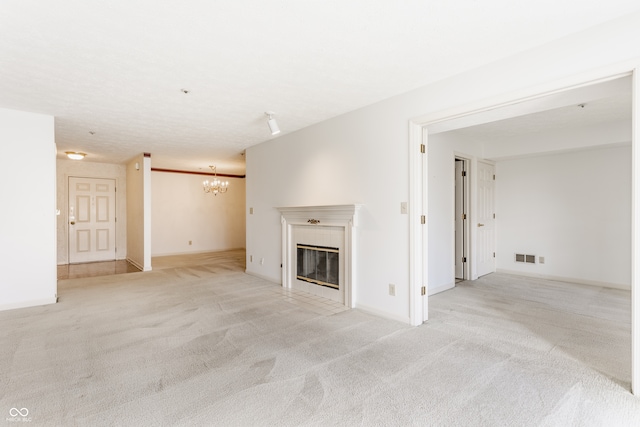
[56, 249, 247, 280]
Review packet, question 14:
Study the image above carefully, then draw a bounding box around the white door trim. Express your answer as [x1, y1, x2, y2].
[454, 159, 464, 280]
[408, 62, 640, 396]
[408, 122, 426, 323]
[454, 155, 471, 281]
[632, 64, 640, 395]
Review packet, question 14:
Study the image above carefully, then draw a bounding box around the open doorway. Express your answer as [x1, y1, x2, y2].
[420, 74, 631, 300]
[454, 157, 469, 282]
[59, 175, 141, 280]
[410, 70, 637, 393]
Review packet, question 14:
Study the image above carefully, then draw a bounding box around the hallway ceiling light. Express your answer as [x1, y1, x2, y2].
[65, 151, 86, 160]
[203, 165, 229, 195]
[265, 112, 280, 135]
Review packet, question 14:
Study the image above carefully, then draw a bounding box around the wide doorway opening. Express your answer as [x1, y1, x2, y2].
[413, 72, 636, 392]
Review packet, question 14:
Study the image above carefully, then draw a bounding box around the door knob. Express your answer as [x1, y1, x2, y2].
[70, 221, 75, 225]
[478, 223, 484, 227]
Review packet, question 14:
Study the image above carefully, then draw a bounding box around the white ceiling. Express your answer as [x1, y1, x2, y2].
[446, 92, 631, 145]
[1, 1, 639, 174]
[431, 75, 632, 151]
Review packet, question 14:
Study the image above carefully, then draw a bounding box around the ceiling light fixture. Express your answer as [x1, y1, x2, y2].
[203, 165, 229, 196]
[265, 111, 280, 135]
[65, 151, 86, 160]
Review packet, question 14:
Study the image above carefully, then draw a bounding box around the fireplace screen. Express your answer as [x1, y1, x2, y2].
[296, 244, 339, 289]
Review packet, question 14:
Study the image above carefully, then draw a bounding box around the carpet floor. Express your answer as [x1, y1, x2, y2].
[1, 255, 640, 426]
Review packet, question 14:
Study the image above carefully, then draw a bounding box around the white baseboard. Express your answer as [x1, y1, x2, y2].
[496, 269, 630, 291]
[354, 302, 411, 324]
[0, 297, 57, 312]
[58, 256, 128, 266]
[429, 282, 455, 296]
[152, 247, 246, 257]
[127, 258, 146, 272]
[245, 270, 280, 284]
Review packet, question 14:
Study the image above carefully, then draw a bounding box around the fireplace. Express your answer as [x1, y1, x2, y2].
[296, 244, 339, 289]
[277, 205, 361, 307]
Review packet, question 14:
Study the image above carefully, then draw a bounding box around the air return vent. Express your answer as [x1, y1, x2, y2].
[515, 253, 536, 264]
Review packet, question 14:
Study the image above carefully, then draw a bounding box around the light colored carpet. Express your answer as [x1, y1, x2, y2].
[1, 255, 640, 425]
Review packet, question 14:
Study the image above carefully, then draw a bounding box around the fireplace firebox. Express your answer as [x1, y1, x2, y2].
[296, 244, 339, 289]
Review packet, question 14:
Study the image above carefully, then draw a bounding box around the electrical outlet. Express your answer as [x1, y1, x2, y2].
[400, 202, 408, 215]
[249, 207, 254, 214]
[260, 258, 265, 265]
[389, 283, 396, 296]
[539, 256, 545, 264]
[188, 240, 192, 245]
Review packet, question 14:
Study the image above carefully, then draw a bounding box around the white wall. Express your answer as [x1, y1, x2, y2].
[151, 171, 246, 256]
[56, 160, 127, 264]
[247, 106, 411, 319]
[496, 145, 631, 288]
[246, 12, 640, 322]
[126, 154, 151, 271]
[0, 107, 57, 311]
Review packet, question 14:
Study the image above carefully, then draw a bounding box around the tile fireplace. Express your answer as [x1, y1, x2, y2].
[277, 205, 361, 307]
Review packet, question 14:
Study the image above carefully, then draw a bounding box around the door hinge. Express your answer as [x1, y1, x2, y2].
[493, 213, 495, 219]
[493, 174, 496, 180]
[493, 252, 496, 258]
[115, 187, 117, 192]
[462, 213, 467, 220]
[462, 171, 467, 177]
[462, 257, 467, 263]
[420, 144, 426, 154]
[421, 286, 426, 296]
[421, 215, 426, 224]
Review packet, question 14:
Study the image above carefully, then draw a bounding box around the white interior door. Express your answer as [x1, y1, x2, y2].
[477, 161, 496, 277]
[69, 177, 116, 263]
[455, 160, 465, 279]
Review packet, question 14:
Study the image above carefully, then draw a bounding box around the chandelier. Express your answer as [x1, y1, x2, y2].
[203, 165, 229, 195]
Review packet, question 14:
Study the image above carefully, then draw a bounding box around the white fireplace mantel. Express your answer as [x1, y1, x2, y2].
[277, 204, 361, 307]
[277, 204, 361, 226]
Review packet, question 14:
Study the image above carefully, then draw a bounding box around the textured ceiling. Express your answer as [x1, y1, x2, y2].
[433, 76, 632, 148]
[445, 92, 631, 147]
[1, 1, 640, 174]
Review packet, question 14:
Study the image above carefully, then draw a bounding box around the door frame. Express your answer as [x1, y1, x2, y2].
[454, 156, 471, 281]
[408, 63, 640, 394]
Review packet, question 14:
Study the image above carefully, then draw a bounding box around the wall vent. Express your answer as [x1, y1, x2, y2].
[515, 253, 536, 264]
